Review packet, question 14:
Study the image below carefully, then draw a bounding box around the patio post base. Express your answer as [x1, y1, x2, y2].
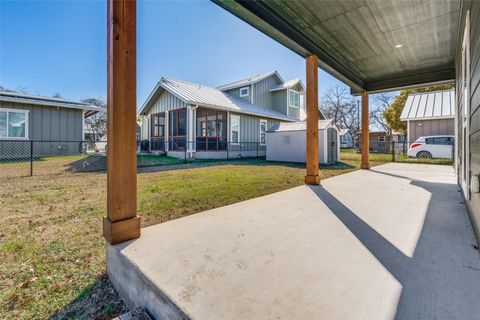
[305, 175, 320, 185]
[103, 216, 141, 245]
[361, 163, 370, 170]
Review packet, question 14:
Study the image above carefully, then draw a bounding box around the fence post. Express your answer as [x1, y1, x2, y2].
[184, 141, 187, 164]
[256, 142, 259, 158]
[227, 142, 229, 161]
[392, 141, 395, 162]
[30, 141, 33, 177]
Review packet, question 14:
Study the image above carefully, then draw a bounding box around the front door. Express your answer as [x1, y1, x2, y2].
[151, 112, 165, 150]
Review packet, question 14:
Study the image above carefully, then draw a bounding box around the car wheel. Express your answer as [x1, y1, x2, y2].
[416, 151, 432, 159]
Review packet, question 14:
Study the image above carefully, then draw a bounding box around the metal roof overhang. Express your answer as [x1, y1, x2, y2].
[212, 0, 460, 94]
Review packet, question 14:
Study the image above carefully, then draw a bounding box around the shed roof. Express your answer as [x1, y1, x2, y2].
[339, 128, 350, 136]
[139, 77, 297, 122]
[270, 79, 305, 92]
[400, 89, 455, 121]
[0, 91, 103, 112]
[268, 119, 335, 132]
[216, 70, 284, 91]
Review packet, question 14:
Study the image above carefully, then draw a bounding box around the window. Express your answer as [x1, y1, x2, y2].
[151, 113, 165, 137]
[426, 137, 452, 145]
[0, 108, 28, 139]
[288, 90, 300, 108]
[196, 108, 227, 150]
[378, 136, 385, 142]
[239, 87, 249, 97]
[259, 119, 267, 144]
[168, 108, 187, 150]
[231, 114, 240, 144]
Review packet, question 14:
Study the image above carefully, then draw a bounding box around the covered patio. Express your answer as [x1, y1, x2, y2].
[102, 0, 478, 318]
[108, 163, 480, 319]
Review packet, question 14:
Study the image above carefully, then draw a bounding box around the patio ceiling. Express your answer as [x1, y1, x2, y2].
[213, 0, 461, 93]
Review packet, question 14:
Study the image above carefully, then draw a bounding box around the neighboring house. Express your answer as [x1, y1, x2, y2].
[138, 71, 303, 159]
[358, 131, 390, 154]
[339, 129, 353, 148]
[400, 89, 455, 143]
[0, 91, 102, 156]
[266, 119, 339, 164]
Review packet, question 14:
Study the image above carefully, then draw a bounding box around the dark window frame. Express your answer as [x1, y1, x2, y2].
[196, 108, 227, 151]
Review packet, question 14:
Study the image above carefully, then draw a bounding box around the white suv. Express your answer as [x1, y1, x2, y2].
[407, 135, 454, 159]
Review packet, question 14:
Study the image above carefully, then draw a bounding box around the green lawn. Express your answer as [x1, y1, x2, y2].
[0, 152, 449, 319]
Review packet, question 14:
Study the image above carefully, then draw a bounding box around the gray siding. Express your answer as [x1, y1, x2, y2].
[252, 76, 282, 108]
[408, 118, 454, 142]
[272, 90, 287, 115]
[225, 86, 251, 102]
[147, 90, 187, 114]
[230, 112, 279, 143]
[456, 0, 480, 240]
[0, 101, 83, 141]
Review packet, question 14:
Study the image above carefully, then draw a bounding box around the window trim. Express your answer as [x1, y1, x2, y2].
[287, 89, 300, 109]
[230, 114, 240, 145]
[259, 119, 267, 145]
[0, 107, 29, 140]
[239, 86, 249, 98]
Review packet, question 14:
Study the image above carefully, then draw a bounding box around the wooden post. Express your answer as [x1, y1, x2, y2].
[361, 91, 370, 169]
[305, 55, 320, 185]
[103, 0, 140, 244]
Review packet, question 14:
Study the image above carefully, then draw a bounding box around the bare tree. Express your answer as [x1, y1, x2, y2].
[319, 85, 360, 135]
[82, 97, 107, 140]
[371, 93, 394, 136]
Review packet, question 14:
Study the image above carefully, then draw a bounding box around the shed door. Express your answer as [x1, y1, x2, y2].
[327, 128, 338, 163]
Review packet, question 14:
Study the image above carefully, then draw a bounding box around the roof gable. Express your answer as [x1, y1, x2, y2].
[400, 88, 455, 121]
[139, 77, 297, 122]
[216, 70, 284, 91]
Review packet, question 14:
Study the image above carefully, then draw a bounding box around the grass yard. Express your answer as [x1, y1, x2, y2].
[0, 152, 446, 319]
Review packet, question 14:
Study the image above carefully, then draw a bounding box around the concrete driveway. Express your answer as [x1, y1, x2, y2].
[108, 163, 480, 320]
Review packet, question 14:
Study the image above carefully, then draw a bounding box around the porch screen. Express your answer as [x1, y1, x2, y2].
[150, 112, 165, 150]
[196, 108, 227, 150]
[169, 108, 187, 150]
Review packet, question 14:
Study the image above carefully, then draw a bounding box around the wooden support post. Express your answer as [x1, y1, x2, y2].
[361, 91, 370, 169]
[305, 55, 320, 185]
[103, 0, 140, 245]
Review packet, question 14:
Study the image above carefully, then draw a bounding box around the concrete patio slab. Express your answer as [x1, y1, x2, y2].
[108, 163, 480, 320]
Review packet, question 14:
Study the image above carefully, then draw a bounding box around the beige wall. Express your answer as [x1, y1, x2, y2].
[408, 118, 454, 143]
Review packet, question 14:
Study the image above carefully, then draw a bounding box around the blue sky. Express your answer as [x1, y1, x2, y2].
[0, 0, 344, 108]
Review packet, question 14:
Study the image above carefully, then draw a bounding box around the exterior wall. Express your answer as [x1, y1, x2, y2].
[147, 90, 187, 114]
[0, 101, 85, 157]
[408, 118, 454, 142]
[456, 0, 480, 240]
[0, 101, 83, 141]
[225, 86, 251, 103]
[272, 90, 287, 115]
[251, 75, 282, 108]
[230, 112, 279, 143]
[266, 129, 334, 164]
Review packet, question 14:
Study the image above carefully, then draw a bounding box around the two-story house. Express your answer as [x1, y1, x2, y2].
[138, 70, 305, 159]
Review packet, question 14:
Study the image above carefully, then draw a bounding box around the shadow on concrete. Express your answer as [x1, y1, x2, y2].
[309, 169, 480, 320]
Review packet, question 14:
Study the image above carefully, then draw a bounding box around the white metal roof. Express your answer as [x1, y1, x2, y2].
[268, 119, 335, 132]
[400, 89, 455, 121]
[139, 77, 297, 122]
[0, 91, 103, 112]
[270, 79, 305, 92]
[339, 128, 350, 136]
[216, 70, 284, 91]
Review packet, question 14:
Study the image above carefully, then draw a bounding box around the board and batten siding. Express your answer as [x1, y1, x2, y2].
[252, 76, 282, 108]
[456, 0, 480, 241]
[0, 101, 83, 141]
[408, 119, 454, 142]
[272, 90, 287, 115]
[225, 86, 251, 103]
[230, 112, 279, 143]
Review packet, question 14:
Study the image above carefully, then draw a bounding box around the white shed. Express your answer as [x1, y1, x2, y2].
[266, 120, 340, 164]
